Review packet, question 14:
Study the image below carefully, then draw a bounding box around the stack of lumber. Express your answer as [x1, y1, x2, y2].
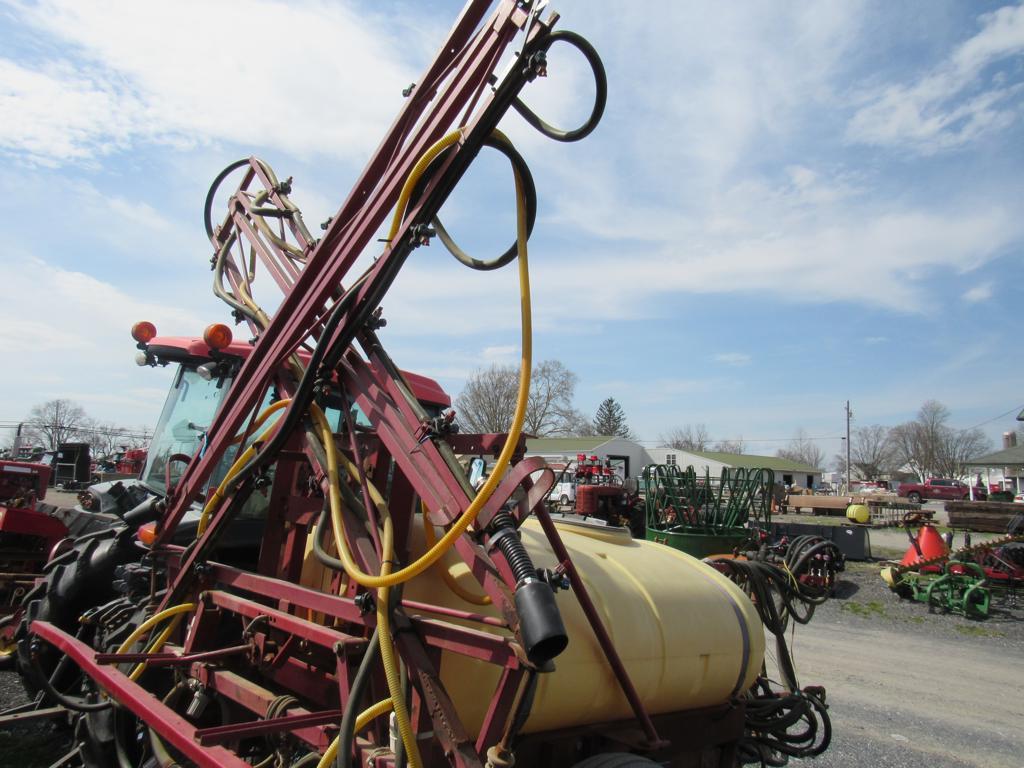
[945, 500, 1023, 532]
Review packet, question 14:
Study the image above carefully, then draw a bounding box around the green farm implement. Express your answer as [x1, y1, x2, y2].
[642, 464, 773, 557]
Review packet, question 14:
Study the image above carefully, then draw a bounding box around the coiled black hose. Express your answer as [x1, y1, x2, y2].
[737, 686, 831, 766]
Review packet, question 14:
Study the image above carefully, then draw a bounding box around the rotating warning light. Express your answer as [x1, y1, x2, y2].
[131, 321, 157, 343]
[203, 323, 233, 351]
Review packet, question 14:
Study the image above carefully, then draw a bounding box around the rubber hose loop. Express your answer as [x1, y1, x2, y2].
[407, 133, 537, 271]
[204, 158, 253, 241]
[512, 29, 608, 143]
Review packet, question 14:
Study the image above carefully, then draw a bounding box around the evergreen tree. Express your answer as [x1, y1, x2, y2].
[593, 397, 632, 438]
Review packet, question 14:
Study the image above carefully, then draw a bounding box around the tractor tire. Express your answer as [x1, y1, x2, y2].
[908, 492, 922, 504]
[570, 754, 661, 768]
[14, 523, 141, 698]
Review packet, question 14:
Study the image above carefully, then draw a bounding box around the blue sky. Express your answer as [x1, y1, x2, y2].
[1, 0, 1023, 466]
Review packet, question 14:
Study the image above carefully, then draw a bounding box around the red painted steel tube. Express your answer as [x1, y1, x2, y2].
[206, 562, 518, 664]
[30, 620, 252, 768]
[196, 709, 343, 745]
[204, 590, 361, 652]
[399, 599, 506, 628]
[94, 644, 249, 667]
[533, 507, 666, 748]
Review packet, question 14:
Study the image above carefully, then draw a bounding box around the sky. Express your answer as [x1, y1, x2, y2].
[1, 0, 1023, 467]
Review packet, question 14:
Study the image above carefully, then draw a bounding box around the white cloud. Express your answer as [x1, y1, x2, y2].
[847, 4, 1024, 153]
[482, 345, 517, 363]
[963, 282, 994, 303]
[0, 0, 427, 165]
[714, 352, 751, 367]
[0, 254, 204, 424]
[863, 336, 889, 345]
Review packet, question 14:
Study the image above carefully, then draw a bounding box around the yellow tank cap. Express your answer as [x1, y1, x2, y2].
[846, 504, 870, 524]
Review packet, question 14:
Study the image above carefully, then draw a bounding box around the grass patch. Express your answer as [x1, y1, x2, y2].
[841, 600, 888, 618]
[954, 624, 1004, 638]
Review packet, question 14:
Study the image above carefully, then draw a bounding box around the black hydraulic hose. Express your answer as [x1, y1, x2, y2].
[336, 628, 381, 768]
[393, 658, 409, 768]
[407, 132, 538, 271]
[225, 269, 372, 494]
[26, 641, 111, 713]
[204, 158, 252, 240]
[512, 30, 607, 143]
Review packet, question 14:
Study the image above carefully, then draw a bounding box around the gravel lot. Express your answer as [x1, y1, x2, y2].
[1, 507, 1021, 767]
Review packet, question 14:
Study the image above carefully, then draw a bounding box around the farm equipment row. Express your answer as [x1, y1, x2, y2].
[882, 515, 1024, 618]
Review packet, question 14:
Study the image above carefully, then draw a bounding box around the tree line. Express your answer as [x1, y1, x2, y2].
[837, 400, 991, 482]
[3, 399, 149, 458]
[454, 361, 634, 438]
[456, 365, 993, 480]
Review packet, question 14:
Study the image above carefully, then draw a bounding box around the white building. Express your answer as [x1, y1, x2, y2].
[524, 436, 652, 484]
[644, 448, 822, 490]
[525, 440, 822, 491]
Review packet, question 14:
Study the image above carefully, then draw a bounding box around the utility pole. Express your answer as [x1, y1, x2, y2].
[845, 400, 852, 493]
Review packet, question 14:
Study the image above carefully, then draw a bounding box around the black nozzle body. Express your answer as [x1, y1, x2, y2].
[491, 513, 568, 663]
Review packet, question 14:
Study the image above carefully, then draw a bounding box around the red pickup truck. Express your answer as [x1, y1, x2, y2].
[897, 478, 987, 503]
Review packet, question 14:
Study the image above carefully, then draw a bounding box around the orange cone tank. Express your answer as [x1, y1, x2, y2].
[900, 524, 949, 566]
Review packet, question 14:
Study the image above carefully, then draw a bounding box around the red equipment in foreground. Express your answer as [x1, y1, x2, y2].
[12, 3, 828, 767]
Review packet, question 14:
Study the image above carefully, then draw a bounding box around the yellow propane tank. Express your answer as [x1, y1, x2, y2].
[400, 516, 765, 736]
[846, 504, 870, 524]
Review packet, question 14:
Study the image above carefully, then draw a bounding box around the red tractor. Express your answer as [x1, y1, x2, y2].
[0, 459, 65, 653]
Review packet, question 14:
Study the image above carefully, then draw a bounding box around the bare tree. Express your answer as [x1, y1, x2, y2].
[661, 424, 710, 451]
[713, 437, 745, 454]
[560, 408, 596, 437]
[25, 399, 89, 449]
[455, 360, 583, 437]
[934, 426, 989, 480]
[836, 424, 897, 480]
[525, 361, 579, 437]
[776, 428, 824, 469]
[891, 400, 991, 480]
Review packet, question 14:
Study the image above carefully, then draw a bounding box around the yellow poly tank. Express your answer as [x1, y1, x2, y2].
[846, 504, 870, 524]
[399, 515, 765, 736]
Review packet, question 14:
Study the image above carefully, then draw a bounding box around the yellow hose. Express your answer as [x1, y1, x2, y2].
[197, 400, 290, 535]
[376, 518, 423, 768]
[230, 398, 291, 445]
[315, 698, 394, 768]
[422, 503, 491, 606]
[386, 131, 462, 244]
[128, 613, 186, 681]
[114, 603, 196, 680]
[311, 129, 533, 589]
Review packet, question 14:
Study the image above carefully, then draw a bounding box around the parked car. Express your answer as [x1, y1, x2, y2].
[897, 478, 987, 504]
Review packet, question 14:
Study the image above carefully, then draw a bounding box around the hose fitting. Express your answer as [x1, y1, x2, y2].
[489, 512, 567, 663]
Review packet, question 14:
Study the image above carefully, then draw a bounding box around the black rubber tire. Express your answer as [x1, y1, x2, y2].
[15, 525, 138, 698]
[908, 492, 922, 504]
[570, 754, 661, 768]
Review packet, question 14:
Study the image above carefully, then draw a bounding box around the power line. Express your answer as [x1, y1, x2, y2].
[960, 404, 1024, 433]
[0, 422, 151, 441]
